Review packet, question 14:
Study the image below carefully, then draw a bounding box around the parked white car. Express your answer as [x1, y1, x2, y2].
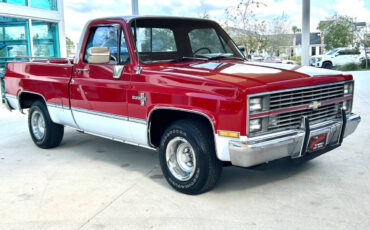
[311, 48, 362, 69]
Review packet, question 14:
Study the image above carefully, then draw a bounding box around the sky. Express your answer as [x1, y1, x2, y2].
[64, 0, 370, 45]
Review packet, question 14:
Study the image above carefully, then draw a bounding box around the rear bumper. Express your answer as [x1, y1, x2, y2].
[2, 94, 18, 111]
[3, 97, 13, 111]
[229, 113, 361, 167]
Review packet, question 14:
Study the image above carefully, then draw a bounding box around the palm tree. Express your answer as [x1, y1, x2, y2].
[291, 26, 301, 57]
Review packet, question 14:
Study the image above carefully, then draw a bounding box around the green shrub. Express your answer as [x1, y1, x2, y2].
[335, 63, 361, 71]
[289, 56, 301, 65]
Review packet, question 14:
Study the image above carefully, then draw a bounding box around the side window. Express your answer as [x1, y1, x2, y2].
[120, 30, 130, 64]
[84, 26, 119, 63]
[338, 51, 345, 56]
[135, 27, 177, 53]
[349, 50, 360, 55]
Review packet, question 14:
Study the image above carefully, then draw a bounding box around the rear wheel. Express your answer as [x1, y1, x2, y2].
[159, 119, 222, 195]
[28, 101, 64, 149]
[322, 61, 333, 69]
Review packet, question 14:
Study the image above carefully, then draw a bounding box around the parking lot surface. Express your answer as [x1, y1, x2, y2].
[0, 71, 369, 230]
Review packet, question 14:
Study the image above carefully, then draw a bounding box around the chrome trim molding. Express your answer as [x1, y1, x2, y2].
[18, 90, 49, 114]
[145, 107, 229, 160]
[249, 80, 349, 98]
[71, 106, 147, 124]
[76, 129, 155, 151]
[71, 106, 129, 121]
[47, 103, 66, 110]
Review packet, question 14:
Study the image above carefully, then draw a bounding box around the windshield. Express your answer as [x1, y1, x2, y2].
[326, 49, 338, 55]
[131, 18, 244, 64]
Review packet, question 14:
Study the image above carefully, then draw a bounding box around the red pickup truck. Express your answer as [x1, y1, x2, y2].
[1, 16, 361, 194]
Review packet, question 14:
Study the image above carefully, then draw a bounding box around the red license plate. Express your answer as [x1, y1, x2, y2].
[307, 133, 328, 153]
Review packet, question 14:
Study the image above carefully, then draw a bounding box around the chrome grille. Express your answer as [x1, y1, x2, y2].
[269, 103, 342, 131]
[269, 84, 344, 110]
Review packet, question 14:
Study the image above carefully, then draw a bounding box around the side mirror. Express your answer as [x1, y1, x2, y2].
[86, 47, 110, 64]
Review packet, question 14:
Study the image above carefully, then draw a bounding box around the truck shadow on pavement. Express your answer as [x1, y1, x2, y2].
[59, 128, 318, 194]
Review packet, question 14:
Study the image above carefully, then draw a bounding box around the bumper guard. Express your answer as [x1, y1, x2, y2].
[229, 113, 361, 167]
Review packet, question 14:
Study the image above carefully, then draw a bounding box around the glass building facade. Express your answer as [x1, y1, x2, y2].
[0, 0, 57, 10]
[0, 0, 63, 75]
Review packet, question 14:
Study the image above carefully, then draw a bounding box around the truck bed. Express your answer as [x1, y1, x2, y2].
[4, 60, 74, 107]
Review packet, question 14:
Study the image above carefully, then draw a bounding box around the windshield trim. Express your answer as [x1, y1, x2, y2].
[128, 18, 245, 65]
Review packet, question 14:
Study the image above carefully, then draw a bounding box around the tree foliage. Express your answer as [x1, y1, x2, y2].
[224, 0, 267, 55]
[66, 37, 75, 57]
[318, 15, 357, 50]
[355, 26, 370, 68]
[266, 13, 292, 56]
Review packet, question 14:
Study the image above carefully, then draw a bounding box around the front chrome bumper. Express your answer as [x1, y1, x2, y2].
[229, 113, 361, 167]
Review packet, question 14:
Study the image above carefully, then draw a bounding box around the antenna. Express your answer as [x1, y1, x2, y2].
[134, 18, 142, 74]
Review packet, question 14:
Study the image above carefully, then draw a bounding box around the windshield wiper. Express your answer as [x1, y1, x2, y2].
[168, 56, 208, 63]
[205, 55, 245, 61]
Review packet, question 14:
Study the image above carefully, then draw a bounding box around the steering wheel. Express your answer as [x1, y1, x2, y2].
[193, 47, 212, 55]
[110, 55, 118, 63]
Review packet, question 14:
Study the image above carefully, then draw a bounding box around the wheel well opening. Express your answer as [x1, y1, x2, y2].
[149, 110, 214, 148]
[19, 92, 45, 109]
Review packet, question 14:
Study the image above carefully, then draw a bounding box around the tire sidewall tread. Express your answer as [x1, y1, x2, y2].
[28, 101, 64, 149]
[159, 119, 222, 195]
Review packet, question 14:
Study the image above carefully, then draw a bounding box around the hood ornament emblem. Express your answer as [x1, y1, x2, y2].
[308, 101, 321, 110]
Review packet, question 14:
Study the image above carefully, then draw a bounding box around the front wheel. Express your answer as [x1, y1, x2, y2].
[322, 61, 333, 69]
[159, 119, 222, 195]
[28, 101, 64, 149]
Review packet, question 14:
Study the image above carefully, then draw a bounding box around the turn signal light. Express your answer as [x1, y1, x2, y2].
[218, 131, 240, 138]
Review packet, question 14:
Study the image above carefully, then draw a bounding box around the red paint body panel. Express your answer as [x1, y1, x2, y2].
[3, 18, 354, 137]
[4, 61, 72, 106]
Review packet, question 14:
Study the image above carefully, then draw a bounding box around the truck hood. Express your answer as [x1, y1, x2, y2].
[149, 60, 351, 94]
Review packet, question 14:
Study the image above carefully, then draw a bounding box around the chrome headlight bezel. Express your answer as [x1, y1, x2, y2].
[249, 118, 262, 133]
[249, 97, 262, 112]
[343, 83, 353, 95]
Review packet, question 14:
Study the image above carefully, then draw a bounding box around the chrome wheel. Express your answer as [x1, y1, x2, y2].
[31, 110, 45, 140]
[166, 137, 196, 181]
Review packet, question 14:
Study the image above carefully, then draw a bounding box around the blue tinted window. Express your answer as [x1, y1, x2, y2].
[32, 20, 60, 57]
[0, 0, 27, 6]
[30, 0, 57, 11]
[326, 49, 338, 55]
[0, 16, 31, 74]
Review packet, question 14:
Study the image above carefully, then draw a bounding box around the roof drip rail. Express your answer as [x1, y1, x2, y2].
[14, 56, 72, 65]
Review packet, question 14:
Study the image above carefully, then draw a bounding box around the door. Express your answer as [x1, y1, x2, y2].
[70, 24, 132, 140]
[334, 50, 347, 65]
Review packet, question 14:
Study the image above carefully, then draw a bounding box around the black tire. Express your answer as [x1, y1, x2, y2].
[159, 119, 222, 195]
[322, 61, 333, 69]
[28, 100, 64, 149]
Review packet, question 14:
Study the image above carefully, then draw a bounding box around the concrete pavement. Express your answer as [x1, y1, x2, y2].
[0, 71, 369, 230]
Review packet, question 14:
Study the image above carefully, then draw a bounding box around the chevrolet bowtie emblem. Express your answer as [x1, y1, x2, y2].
[308, 101, 321, 110]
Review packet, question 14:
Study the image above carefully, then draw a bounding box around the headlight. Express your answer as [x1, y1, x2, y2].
[249, 118, 262, 132]
[317, 57, 322, 62]
[342, 100, 352, 113]
[250, 97, 262, 112]
[344, 83, 353, 95]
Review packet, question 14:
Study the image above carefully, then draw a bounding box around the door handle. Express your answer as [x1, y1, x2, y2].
[76, 68, 88, 73]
